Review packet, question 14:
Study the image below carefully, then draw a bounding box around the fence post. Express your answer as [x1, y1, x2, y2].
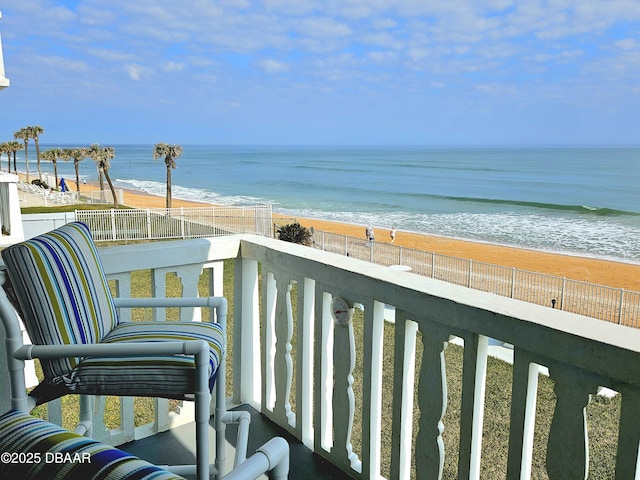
[431, 252, 435, 278]
[399, 246, 403, 266]
[110, 209, 116, 241]
[370, 241, 374, 263]
[468, 259, 473, 288]
[146, 209, 152, 239]
[561, 278, 566, 311]
[511, 267, 516, 298]
[619, 289, 625, 325]
[180, 207, 185, 238]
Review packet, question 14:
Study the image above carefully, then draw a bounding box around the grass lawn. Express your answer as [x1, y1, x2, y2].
[21, 204, 132, 214]
[30, 254, 621, 479]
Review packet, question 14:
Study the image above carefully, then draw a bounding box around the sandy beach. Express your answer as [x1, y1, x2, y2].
[29, 176, 640, 292]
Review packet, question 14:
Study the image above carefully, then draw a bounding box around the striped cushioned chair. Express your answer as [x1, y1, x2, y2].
[0, 222, 237, 480]
[0, 409, 185, 480]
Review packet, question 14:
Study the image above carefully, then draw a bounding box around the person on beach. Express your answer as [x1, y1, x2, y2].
[365, 226, 374, 244]
[59, 177, 67, 192]
[390, 226, 396, 244]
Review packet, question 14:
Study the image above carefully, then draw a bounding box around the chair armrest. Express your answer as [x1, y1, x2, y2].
[14, 339, 209, 361]
[113, 296, 226, 311]
[113, 296, 227, 327]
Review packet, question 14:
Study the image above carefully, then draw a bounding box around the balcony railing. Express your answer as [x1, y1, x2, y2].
[19, 234, 640, 478]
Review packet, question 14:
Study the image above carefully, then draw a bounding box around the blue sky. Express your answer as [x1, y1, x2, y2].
[1, 1, 640, 145]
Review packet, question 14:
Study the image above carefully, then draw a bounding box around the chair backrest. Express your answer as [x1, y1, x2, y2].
[1, 222, 118, 383]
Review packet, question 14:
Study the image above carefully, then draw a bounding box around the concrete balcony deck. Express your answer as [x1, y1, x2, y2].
[122, 404, 352, 479]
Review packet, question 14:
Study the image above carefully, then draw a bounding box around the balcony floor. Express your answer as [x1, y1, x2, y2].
[121, 404, 353, 480]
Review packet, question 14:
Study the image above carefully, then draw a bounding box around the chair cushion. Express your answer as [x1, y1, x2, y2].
[1, 222, 118, 385]
[0, 409, 184, 480]
[69, 321, 225, 398]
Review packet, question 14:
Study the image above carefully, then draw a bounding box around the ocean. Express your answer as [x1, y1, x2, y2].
[12, 145, 640, 264]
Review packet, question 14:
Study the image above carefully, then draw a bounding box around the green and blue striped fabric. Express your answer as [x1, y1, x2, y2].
[1, 222, 118, 384]
[1, 221, 224, 400]
[73, 320, 224, 397]
[0, 409, 185, 480]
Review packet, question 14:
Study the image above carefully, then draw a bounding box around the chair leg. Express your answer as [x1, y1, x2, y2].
[213, 355, 251, 478]
[195, 343, 212, 480]
[215, 360, 227, 480]
[76, 395, 93, 436]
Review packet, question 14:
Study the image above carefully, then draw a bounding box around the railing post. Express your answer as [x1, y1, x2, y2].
[561, 278, 567, 311]
[431, 252, 435, 278]
[399, 246, 403, 265]
[619, 289, 625, 325]
[146, 209, 152, 239]
[233, 256, 261, 405]
[180, 207, 185, 238]
[511, 267, 516, 298]
[110, 208, 116, 241]
[468, 259, 473, 288]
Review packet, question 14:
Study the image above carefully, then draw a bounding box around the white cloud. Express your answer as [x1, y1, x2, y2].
[367, 50, 398, 64]
[614, 38, 638, 50]
[125, 63, 150, 80]
[296, 17, 352, 39]
[371, 18, 398, 29]
[87, 48, 135, 62]
[164, 61, 185, 72]
[256, 59, 289, 73]
[35, 54, 89, 72]
[4, 0, 640, 144]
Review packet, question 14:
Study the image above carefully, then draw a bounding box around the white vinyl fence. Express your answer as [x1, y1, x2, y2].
[76, 205, 273, 241]
[310, 230, 640, 328]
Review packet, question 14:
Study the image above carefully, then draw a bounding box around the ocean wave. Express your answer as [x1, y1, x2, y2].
[405, 193, 638, 216]
[281, 208, 640, 263]
[115, 179, 264, 206]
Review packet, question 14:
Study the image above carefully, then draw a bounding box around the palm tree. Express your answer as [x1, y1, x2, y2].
[7, 141, 23, 174]
[41, 147, 62, 188]
[14, 127, 30, 181]
[153, 142, 183, 209]
[90, 144, 118, 208]
[2, 142, 11, 172]
[29, 125, 45, 180]
[63, 146, 89, 193]
[0, 142, 7, 171]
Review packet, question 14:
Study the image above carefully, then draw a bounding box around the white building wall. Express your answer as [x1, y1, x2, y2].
[0, 173, 24, 247]
[0, 11, 9, 89]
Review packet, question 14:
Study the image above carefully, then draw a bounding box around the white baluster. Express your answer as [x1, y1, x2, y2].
[332, 296, 360, 472]
[546, 363, 598, 480]
[273, 274, 294, 427]
[415, 322, 449, 480]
